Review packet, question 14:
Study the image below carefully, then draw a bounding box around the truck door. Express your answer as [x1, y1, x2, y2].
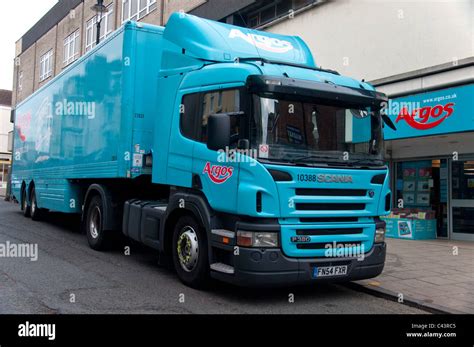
[191, 87, 242, 213]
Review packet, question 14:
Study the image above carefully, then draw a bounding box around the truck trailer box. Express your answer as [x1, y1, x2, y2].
[12, 22, 163, 213]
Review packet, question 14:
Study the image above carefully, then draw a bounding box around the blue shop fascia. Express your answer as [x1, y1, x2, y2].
[381, 81, 474, 242]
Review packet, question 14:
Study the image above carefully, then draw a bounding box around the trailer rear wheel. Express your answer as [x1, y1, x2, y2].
[21, 188, 30, 218]
[85, 195, 110, 251]
[172, 215, 209, 288]
[30, 187, 44, 221]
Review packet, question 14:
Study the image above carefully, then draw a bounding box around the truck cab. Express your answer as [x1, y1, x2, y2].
[143, 14, 391, 286]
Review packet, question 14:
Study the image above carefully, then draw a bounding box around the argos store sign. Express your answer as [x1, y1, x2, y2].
[384, 84, 474, 140]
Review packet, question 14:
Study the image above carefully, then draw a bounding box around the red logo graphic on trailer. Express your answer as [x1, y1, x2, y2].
[395, 102, 454, 130]
[203, 162, 234, 184]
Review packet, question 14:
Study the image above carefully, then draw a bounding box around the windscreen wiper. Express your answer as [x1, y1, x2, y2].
[290, 154, 346, 164]
[292, 155, 384, 167]
[346, 159, 385, 166]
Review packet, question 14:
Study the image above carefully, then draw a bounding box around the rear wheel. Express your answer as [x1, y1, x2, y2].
[172, 215, 209, 288]
[85, 195, 110, 251]
[30, 187, 44, 221]
[21, 188, 30, 217]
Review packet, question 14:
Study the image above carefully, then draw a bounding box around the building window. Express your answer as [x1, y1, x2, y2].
[64, 30, 80, 66]
[39, 50, 54, 82]
[245, 0, 316, 28]
[18, 71, 23, 91]
[85, 3, 114, 52]
[122, 0, 157, 23]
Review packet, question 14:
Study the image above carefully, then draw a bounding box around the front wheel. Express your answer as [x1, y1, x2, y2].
[172, 215, 209, 288]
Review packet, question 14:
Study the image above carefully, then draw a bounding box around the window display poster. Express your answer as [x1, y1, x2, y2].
[416, 193, 430, 205]
[398, 220, 413, 238]
[403, 168, 416, 178]
[418, 181, 430, 192]
[418, 167, 432, 178]
[404, 193, 415, 205]
[397, 179, 404, 191]
[403, 181, 416, 191]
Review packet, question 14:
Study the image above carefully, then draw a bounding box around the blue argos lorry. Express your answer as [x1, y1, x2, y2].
[11, 13, 393, 288]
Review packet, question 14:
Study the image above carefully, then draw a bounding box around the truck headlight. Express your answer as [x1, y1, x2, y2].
[375, 218, 386, 243]
[375, 227, 386, 243]
[237, 231, 279, 248]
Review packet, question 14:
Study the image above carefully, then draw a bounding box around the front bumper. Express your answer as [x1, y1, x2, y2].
[210, 242, 386, 287]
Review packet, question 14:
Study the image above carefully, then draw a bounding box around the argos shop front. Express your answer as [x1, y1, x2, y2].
[383, 83, 474, 242]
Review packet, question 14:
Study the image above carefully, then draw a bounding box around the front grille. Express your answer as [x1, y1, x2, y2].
[295, 203, 365, 211]
[385, 193, 391, 211]
[297, 241, 362, 250]
[295, 188, 367, 196]
[299, 217, 359, 223]
[296, 228, 363, 235]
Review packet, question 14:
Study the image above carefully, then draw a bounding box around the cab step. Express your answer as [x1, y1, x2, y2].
[210, 263, 235, 274]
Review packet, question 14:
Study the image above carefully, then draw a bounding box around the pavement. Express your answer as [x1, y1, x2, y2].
[0, 199, 427, 314]
[355, 237, 474, 314]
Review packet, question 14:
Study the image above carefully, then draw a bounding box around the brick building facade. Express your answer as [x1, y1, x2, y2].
[12, 0, 207, 106]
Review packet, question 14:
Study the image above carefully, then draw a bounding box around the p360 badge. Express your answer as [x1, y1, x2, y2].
[290, 236, 311, 243]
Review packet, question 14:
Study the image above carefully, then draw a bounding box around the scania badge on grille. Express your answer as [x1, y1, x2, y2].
[317, 174, 353, 183]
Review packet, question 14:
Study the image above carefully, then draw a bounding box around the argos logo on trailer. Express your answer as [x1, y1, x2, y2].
[229, 29, 294, 54]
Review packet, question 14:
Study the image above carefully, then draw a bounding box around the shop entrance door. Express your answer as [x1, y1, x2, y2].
[450, 159, 474, 241]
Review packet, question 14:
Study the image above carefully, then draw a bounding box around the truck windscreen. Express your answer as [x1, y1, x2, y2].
[250, 94, 384, 166]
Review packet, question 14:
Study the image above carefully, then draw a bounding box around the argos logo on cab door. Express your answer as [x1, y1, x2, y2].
[203, 162, 234, 184]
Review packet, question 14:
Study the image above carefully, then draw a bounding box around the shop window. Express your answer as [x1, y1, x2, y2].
[451, 160, 474, 236]
[390, 159, 448, 239]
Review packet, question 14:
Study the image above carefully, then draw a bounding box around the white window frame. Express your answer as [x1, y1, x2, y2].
[122, 0, 157, 23]
[39, 50, 54, 82]
[64, 29, 80, 66]
[85, 3, 114, 52]
[18, 71, 23, 91]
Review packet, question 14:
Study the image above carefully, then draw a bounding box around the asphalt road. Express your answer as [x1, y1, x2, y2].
[0, 199, 426, 314]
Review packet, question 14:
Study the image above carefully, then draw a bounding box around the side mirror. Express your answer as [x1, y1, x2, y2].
[207, 114, 230, 151]
[237, 139, 250, 150]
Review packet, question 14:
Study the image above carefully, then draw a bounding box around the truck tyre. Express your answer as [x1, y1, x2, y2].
[85, 195, 110, 251]
[30, 187, 43, 221]
[172, 215, 209, 288]
[21, 188, 30, 218]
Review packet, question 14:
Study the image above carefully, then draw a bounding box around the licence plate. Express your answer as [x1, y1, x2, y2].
[313, 265, 348, 278]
